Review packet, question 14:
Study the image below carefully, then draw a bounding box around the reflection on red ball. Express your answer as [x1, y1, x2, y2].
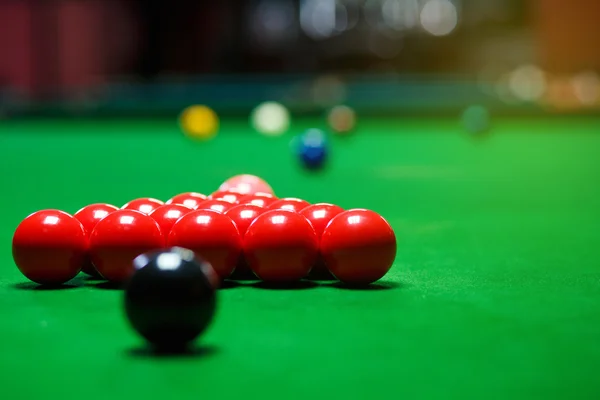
[224, 204, 265, 237]
[197, 199, 236, 213]
[149, 204, 192, 237]
[268, 197, 311, 213]
[122, 198, 164, 215]
[238, 192, 278, 208]
[209, 190, 245, 204]
[165, 192, 208, 210]
[299, 203, 344, 238]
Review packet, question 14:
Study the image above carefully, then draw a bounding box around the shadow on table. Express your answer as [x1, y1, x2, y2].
[12, 281, 80, 291]
[224, 279, 401, 291]
[11, 275, 89, 290]
[219, 279, 259, 290]
[250, 280, 319, 290]
[327, 281, 401, 291]
[126, 344, 219, 360]
[306, 269, 336, 281]
[82, 274, 105, 282]
[90, 281, 124, 290]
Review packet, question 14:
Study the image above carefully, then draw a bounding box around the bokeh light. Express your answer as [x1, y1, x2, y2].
[420, 0, 458, 37]
[508, 65, 546, 102]
[311, 75, 347, 108]
[571, 71, 600, 107]
[300, 0, 349, 40]
[382, 0, 420, 31]
[250, 0, 296, 47]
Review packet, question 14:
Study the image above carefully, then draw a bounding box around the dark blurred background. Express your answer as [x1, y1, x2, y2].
[0, 0, 599, 115]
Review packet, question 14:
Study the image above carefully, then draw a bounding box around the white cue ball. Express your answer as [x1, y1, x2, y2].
[251, 101, 290, 136]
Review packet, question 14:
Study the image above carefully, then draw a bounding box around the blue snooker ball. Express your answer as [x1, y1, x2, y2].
[297, 129, 328, 170]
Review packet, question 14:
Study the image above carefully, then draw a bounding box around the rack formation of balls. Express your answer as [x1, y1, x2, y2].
[12, 174, 397, 288]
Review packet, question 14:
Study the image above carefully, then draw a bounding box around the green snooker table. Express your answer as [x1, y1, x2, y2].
[1, 116, 599, 399]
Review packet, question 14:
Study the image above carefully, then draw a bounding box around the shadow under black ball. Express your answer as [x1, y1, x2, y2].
[124, 247, 218, 349]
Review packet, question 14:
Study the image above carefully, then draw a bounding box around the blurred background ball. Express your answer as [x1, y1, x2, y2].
[461, 105, 491, 136]
[327, 105, 356, 135]
[180, 105, 219, 140]
[250, 101, 290, 136]
[297, 128, 328, 170]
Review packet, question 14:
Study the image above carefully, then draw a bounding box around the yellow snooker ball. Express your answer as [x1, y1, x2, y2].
[180, 105, 219, 140]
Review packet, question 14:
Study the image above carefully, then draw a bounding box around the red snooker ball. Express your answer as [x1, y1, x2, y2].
[224, 204, 265, 236]
[168, 209, 242, 279]
[149, 204, 192, 237]
[89, 210, 165, 282]
[12, 210, 88, 285]
[74, 203, 119, 278]
[238, 192, 278, 208]
[244, 209, 318, 282]
[122, 197, 164, 215]
[299, 203, 345, 279]
[268, 197, 311, 213]
[219, 174, 274, 195]
[320, 209, 396, 285]
[197, 199, 235, 213]
[209, 190, 245, 204]
[224, 204, 265, 279]
[165, 192, 208, 210]
[299, 203, 344, 237]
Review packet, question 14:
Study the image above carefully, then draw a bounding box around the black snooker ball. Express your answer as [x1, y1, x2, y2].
[124, 247, 218, 349]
